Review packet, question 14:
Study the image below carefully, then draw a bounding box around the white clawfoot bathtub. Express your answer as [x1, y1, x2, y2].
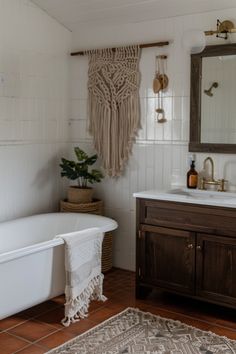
[0, 212, 117, 320]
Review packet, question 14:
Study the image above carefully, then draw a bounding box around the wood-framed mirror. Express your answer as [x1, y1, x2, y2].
[189, 43, 236, 153]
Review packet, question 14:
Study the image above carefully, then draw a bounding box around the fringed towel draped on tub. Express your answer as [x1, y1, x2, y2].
[56, 228, 107, 327]
[87, 46, 141, 177]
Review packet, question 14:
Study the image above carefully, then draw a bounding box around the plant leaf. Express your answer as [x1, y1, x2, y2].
[85, 154, 97, 165]
[74, 147, 88, 161]
[88, 169, 104, 184]
[59, 148, 104, 184]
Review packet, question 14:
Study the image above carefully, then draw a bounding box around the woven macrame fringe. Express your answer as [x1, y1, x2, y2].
[88, 93, 140, 177]
[87, 45, 140, 177]
[62, 274, 107, 327]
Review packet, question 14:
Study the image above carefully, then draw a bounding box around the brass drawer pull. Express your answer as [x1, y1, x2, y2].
[196, 245, 202, 251]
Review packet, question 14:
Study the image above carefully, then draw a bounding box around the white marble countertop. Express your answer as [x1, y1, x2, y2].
[133, 188, 236, 209]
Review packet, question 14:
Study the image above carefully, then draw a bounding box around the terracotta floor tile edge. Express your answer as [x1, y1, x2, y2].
[6, 324, 61, 349]
[2, 331, 33, 345]
[13, 342, 47, 354]
[0, 332, 34, 354]
[33, 328, 64, 347]
[0, 318, 30, 332]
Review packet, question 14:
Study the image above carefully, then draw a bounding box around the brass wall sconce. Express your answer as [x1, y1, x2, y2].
[183, 19, 236, 54]
[205, 20, 236, 40]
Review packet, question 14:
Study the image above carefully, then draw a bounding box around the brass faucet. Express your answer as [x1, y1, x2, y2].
[199, 156, 227, 192]
[204, 157, 214, 181]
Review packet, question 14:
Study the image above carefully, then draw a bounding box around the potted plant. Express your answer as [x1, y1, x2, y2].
[60, 147, 104, 204]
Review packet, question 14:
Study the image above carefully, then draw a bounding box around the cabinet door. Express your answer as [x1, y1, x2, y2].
[139, 225, 195, 294]
[196, 233, 236, 306]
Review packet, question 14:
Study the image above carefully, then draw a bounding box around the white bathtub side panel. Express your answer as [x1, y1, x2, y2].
[0, 245, 65, 319]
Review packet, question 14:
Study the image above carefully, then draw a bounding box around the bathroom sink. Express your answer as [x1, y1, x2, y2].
[169, 188, 236, 200]
[133, 188, 236, 208]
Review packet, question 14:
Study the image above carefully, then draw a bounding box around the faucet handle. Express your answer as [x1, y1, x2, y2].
[199, 177, 206, 190]
[217, 179, 228, 192]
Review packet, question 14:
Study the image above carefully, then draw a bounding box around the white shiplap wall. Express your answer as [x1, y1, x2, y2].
[0, 0, 71, 221]
[69, 7, 236, 270]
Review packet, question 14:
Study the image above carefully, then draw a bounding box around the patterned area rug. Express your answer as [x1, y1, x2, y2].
[47, 307, 236, 354]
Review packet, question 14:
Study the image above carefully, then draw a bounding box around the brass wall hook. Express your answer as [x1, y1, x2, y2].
[204, 82, 218, 97]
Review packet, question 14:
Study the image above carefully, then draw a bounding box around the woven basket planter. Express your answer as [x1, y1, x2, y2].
[60, 199, 113, 273]
[67, 186, 94, 204]
[60, 199, 103, 215]
[101, 232, 113, 273]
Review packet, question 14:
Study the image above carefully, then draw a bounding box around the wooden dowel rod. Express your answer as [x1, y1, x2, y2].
[70, 41, 169, 56]
[139, 41, 169, 49]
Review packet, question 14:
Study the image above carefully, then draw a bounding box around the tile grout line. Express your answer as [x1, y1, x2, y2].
[10, 327, 61, 354]
[13, 342, 47, 354]
[0, 302, 64, 332]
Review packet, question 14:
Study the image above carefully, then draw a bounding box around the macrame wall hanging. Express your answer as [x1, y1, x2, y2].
[86, 46, 141, 177]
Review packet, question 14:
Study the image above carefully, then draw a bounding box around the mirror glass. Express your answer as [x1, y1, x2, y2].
[189, 44, 236, 153]
[201, 54, 236, 144]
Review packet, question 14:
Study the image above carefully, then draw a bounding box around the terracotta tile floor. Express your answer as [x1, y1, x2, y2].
[1, 268, 236, 353]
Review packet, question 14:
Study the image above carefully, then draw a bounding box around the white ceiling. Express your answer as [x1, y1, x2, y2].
[32, 0, 236, 31]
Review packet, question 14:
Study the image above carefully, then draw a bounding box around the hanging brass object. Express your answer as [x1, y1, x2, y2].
[154, 55, 168, 123]
[158, 74, 169, 90]
[153, 73, 161, 94]
[153, 55, 168, 94]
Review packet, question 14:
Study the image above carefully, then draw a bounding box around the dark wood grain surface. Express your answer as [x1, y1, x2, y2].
[136, 197, 236, 309]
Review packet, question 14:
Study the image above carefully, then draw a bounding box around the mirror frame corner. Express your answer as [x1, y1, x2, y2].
[189, 43, 236, 154]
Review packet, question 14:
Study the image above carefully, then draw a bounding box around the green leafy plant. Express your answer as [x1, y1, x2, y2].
[60, 147, 104, 188]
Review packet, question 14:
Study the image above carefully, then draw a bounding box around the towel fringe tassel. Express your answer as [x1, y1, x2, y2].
[62, 274, 107, 327]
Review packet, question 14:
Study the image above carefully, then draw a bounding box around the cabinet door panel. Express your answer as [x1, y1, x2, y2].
[140, 225, 195, 294]
[196, 233, 236, 306]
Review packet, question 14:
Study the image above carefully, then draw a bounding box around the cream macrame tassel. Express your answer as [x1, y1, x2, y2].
[87, 46, 141, 177]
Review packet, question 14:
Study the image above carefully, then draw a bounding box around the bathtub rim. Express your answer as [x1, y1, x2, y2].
[0, 212, 118, 265]
[0, 211, 117, 227]
[0, 239, 64, 265]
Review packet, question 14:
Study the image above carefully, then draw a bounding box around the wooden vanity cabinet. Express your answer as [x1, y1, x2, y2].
[139, 225, 195, 295]
[196, 233, 236, 306]
[136, 198, 236, 308]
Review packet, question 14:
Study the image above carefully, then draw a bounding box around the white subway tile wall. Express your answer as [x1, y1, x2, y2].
[0, 0, 71, 221]
[69, 7, 236, 270]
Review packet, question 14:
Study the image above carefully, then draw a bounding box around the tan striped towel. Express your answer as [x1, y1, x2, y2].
[56, 227, 107, 327]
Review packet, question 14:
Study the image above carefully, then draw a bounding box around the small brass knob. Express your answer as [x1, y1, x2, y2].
[187, 244, 193, 249]
[196, 245, 201, 251]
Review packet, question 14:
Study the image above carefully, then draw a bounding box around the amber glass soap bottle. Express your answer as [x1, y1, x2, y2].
[187, 160, 198, 189]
